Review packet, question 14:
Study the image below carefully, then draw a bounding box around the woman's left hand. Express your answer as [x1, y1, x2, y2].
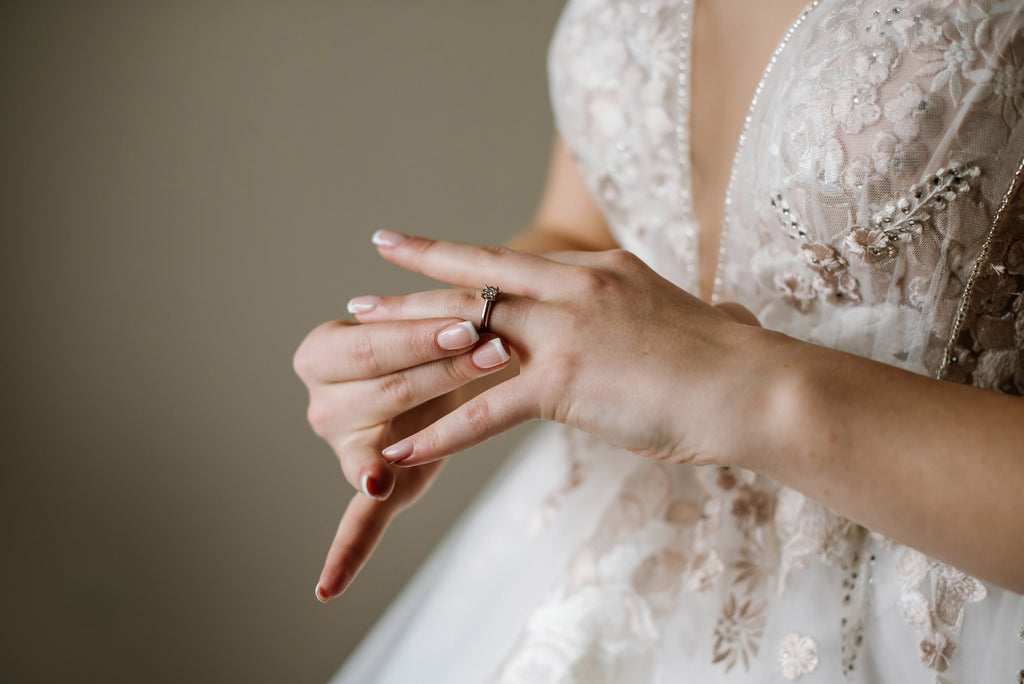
[357, 231, 767, 468]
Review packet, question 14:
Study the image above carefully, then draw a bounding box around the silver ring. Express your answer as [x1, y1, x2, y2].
[480, 285, 499, 333]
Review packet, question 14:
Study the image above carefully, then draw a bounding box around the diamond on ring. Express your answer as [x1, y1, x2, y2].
[480, 285, 499, 332]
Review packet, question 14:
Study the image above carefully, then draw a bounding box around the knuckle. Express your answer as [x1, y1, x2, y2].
[479, 244, 512, 259]
[471, 244, 513, 273]
[572, 265, 616, 297]
[292, 324, 329, 379]
[306, 400, 334, 438]
[453, 289, 480, 316]
[462, 397, 495, 434]
[601, 248, 642, 271]
[292, 343, 315, 380]
[350, 331, 383, 377]
[446, 354, 480, 384]
[378, 372, 416, 406]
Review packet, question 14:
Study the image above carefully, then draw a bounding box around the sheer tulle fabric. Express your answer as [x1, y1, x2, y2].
[333, 1, 1024, 681]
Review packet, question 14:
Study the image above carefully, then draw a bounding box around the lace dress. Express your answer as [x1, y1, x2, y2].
[334, 1, 1024, 681]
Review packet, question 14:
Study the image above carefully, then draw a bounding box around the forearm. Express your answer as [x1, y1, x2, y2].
[732, 327, 1024, 592]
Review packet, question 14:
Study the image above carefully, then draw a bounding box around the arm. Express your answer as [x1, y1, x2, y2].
[360, 237, 1024, 594]
[507, 135, 619, 254]
[741, 328, 1024, 592]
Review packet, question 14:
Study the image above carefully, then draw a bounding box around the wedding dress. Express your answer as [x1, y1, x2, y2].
[333, 1, 1024, 681]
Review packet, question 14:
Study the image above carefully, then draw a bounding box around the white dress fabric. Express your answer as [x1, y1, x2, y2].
[334, 1, 1024, 682]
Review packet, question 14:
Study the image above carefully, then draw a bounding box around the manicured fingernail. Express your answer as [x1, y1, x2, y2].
[360, 472, 391, 500]
[437, 321, 479, 350]
[472, 338, 510, 369]
[382, 439, 413, 463]
[347, 295, 381, 314]
[372, 230, 407, 247]
[315, 583, 329, 604]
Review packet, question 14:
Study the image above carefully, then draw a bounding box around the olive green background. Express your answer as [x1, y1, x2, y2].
[1, 2, 563, 681]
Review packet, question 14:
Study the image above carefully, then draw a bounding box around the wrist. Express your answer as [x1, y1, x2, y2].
[714, 325, 813, 473]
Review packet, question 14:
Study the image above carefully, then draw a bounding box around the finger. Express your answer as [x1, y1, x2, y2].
[328, 430, 396, 502]
[354, 288, 535, 346]
[370, 230, 578, 299]
[315, 493, 394, 601]
[344, 335, 514, 421]
[380, 375, 535, 467]
[295, 317, 482, 383]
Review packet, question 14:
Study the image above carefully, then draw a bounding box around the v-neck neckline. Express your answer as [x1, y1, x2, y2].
[676, 0, 820, 303]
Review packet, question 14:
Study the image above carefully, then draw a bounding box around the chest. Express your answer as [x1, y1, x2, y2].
[688, 0, 812, 297]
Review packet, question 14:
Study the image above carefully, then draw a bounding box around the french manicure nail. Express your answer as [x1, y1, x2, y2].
[382, 439, 413, 463]
[360, 473, 373, 498]
[347, 295, 382, 314]
[472, 338, 511, 369]
[437, 321, 479, 350]
[372, 230, 407, 247]
[315, 583, 329, 604]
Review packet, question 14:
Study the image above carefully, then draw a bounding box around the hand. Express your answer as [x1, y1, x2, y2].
[292, 314, 513, 600]
[358, 231, 765, 470]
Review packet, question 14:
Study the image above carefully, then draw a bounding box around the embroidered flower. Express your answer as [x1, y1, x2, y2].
[919, 630, 957, 672]
[932, 564, 988, 631]
[712, 594, 768, 673]
[970, 39, 1024, 126]
[731, 485, 776, 531]
[915, 17, 982, 102]
[872, 132, 928, 185]
[846, 226, 897, 262]
[973, 348, 1018, 390]
[832, 81, 881, 133]
[686, 550, 725, 593]
[842, 154, 877, 193]
[801, 243, 863, 304]
[883, 83, 946, 139]
[1005, 241, 1024, 275]
[802, 242, 845, 271]
[899, 590, 935, 632]
[936, 0, 991, 14]
[849, 40, 898, 86]
[776, 272, 816, 313]
[972, 273, 1017, 314]
[731, 542, 770, 592]
[894, 14, 944, 50]
[779, 632, 819, 680]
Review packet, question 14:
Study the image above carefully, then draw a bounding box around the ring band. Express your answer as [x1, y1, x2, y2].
[480, 285, 499, 333]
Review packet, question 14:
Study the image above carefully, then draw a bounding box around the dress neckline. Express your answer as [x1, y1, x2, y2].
[676, 0, 821, 303]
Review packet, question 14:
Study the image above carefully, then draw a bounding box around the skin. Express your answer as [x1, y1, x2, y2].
[293, 1, 1024, 602]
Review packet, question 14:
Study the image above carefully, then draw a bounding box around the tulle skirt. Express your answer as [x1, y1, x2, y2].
[332, 424, 1024, 683]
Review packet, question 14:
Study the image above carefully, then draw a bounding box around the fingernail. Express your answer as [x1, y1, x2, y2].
[360, 472, 391, 500]
[437, 321, 479, 350]
[472, 338, 510, 369]
[347, 295, 381, 314]
[382, 439, 413, 463]
[315, 583, 329, 604]
[372, 230, 407, 247]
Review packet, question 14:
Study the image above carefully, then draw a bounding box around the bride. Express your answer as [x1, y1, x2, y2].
[294, 0, 1024, 681]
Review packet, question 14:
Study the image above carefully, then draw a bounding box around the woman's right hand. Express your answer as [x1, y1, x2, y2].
[292, 313, 513, 601]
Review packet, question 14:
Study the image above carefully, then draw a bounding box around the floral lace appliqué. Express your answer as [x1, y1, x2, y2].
[896, 548, 987, 673]
[779, 632, 820, 681]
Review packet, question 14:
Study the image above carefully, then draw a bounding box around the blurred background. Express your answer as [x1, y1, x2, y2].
[2, 2, 563, 681]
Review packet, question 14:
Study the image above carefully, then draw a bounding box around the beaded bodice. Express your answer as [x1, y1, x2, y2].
[549, 0, 1024, 389]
